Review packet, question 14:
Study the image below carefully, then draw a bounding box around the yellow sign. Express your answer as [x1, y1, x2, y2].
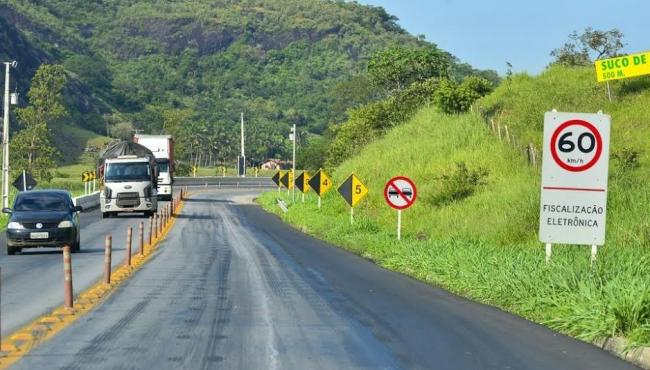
[295, 171, 311, 193]
[337, 174, 368, 207]
[81, 171, 96, 182]
[308, 169, 333, 197]
[280, 170, 294, 190]
[596, 51, 650, 82]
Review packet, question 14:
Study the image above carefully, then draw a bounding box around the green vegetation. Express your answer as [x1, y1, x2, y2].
[1, 0, 493, 169]
[259, 66, 650, 347]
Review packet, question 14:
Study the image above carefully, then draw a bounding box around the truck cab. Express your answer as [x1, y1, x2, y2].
[100, 156, 158, 218]
[156, 158, 173, 201]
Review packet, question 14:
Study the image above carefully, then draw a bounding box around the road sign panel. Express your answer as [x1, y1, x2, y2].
[338, 174, 369, 207]
[384, 176, 416, 210]
[540, 111, 611, 246]
[308, 169, 333, 197]
[13, 172, 37, 191]
[82, 171, 96, 182]
[272, 171, 282, 186]
[295, 171, 311, 193]
[595, 51, 650, 82]
[280, 170, 294, 190]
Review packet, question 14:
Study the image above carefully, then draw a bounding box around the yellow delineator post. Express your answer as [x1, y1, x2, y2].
[337, 173, 369, 225]
[308, 169, 333, 209]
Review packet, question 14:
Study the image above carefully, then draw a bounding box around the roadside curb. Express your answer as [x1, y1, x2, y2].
[0, 197, 186, 369]
[595, 337, 650, 369]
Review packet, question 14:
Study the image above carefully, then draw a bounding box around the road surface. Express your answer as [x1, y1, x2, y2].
[9, 189, 640, 369]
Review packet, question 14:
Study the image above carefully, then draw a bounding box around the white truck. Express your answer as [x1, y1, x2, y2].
[133, 135, 174, 201]
[99, 141, 158, 218]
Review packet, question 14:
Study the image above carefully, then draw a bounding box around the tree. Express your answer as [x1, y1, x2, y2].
[551, 28, 625, 66]
[434, 76, 493, 114]
[11, 64, 68, 182]
[367, 46, 451, 92]
[110, 121, 134, 140]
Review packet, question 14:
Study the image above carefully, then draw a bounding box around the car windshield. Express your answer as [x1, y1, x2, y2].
[14, 193, 69, 211]
[105, 162, 150, 182]
[157, 161, 169, 173]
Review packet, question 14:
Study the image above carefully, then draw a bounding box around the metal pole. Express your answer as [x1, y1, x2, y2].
[591, 245, 598, 267]
[606, 81, 612, 102]
[2, 63, 11, 209]
[397, 210, 402, 240]
[292, 124, 296, 202]
[240, 112, 245, 178]
[318, 196, 321, 209]
[350, 207, 354, 225]
[545, 243, 552, 264]
[22, 170, 25, 191]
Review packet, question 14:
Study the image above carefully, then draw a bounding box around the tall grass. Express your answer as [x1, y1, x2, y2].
[259, 100, 650, 346]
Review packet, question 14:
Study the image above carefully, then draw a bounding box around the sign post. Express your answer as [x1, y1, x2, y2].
[337, 174, 369, 224]
[308, 169, 333, 209]
[384, 176, 417, 240]
[280, 170, 294, 197]
[539, 111, 610, 265]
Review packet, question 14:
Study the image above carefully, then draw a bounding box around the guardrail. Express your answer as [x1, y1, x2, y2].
[72, 191, 100, 211]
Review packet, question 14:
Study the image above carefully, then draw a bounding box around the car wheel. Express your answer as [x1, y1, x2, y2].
[6, 244, 15, 255]
[72, 233, 81, 253]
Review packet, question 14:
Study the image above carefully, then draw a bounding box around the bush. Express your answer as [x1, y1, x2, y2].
[435, 76, 493, 114]
[432, 162, 489, 206]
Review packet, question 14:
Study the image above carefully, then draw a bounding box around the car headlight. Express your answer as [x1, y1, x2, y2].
[7, 222, 24, 229]
[58, 220, 74, 228]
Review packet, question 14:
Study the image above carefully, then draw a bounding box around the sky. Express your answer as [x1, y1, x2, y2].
[356, 0, 650, 76]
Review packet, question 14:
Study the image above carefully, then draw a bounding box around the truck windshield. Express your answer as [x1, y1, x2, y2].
[105, 163, 150, 182]
[157, 162, 169, 172]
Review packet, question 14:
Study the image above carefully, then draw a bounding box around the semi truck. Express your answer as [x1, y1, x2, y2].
[133, 135, 174, 201]
[98, 141, 158, 218]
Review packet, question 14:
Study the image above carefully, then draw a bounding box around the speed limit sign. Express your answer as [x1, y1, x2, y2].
[539, 111, 610, 246]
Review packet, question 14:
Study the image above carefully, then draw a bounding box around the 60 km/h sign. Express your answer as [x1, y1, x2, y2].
[540, 111, 610, 250]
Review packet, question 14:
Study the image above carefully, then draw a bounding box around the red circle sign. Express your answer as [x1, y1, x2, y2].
[550, 119, 603, 172]
[384, 176, 417, 210]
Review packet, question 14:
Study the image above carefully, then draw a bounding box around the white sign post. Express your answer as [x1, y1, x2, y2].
[539, 111, 610, 265]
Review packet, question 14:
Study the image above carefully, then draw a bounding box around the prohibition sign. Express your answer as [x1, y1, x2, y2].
[550, 119, 603, 172]
[384, 176, 417, 210]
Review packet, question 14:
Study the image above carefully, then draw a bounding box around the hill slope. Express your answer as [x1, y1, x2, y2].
[0, 0, 492, 163]
[259, 67, 650, 349]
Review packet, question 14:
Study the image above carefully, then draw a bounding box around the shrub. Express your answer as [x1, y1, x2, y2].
[432, 162, 489, 206]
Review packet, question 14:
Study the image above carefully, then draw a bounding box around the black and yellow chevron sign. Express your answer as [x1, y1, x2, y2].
[81, 171, 96, 182]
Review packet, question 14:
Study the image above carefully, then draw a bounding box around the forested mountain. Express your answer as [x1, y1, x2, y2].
[0, 0, 495, 164]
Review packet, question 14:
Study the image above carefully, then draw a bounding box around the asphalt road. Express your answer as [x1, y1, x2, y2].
[9, 189, 640, 370]
[0, 203, 165, 336]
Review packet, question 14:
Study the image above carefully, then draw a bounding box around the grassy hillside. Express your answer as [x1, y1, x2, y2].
[259, 67, 650, 347]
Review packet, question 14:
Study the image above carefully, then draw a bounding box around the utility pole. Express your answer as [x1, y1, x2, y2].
[291, 124, 296, 202]
[238, 112, 246, 177]
[2, 61, 17, 209]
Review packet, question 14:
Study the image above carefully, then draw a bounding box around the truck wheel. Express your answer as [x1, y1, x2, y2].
[102, 212, 110, 219]
[72, 234, 81, 253]
[6, 244, 15, 255]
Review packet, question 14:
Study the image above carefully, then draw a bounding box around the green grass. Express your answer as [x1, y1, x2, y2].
[258, 103, 650, 347]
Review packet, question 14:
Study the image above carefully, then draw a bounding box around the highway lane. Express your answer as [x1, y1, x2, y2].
[0, 204, 168, 336]
[10, 189, 640, 370]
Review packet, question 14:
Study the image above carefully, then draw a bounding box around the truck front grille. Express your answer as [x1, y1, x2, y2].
[116, 192, 140, 208]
